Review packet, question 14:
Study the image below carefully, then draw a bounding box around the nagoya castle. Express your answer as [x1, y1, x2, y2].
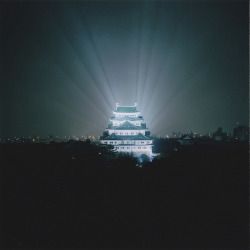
[100, 103, 153, 158]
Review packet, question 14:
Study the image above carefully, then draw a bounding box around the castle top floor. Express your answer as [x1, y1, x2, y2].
[113, 103, 140, 118]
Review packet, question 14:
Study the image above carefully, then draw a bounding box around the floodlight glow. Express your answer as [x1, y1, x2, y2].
[2, 2, 246, 138]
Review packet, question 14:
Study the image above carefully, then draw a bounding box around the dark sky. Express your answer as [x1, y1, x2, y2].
[1, 1, 248, 137]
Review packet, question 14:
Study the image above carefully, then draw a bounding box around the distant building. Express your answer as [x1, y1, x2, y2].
[177, 135, 195, 145]
[233, 125, 249, 141]
[100, 103, 153, 157]
[212, 127, 227, 141]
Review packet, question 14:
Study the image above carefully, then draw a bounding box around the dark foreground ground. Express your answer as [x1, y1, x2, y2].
[0, 141, 248, 249]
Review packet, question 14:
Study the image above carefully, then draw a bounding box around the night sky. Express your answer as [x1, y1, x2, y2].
[1, 1, 248, 138]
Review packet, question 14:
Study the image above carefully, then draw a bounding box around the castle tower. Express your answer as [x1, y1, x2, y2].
[100, 103, 153, 157]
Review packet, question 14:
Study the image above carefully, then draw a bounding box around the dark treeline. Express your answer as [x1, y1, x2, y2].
[0, 140, 248, 249]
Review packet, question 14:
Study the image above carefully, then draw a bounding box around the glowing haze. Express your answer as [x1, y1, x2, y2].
[1, 1, 248, 137]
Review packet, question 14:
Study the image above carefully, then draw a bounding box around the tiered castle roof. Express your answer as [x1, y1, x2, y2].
[110, 116, 144, 121]
[104, 132, 151, 141]
[115, 106, 137, 113]
[107, 121, 147, 130]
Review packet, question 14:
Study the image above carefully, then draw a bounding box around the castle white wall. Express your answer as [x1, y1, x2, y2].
[101, 140, 153, 145]
[101, 140, 122, 145]
[108, 129, 146, 135]
[113, 111, 140, 117]
[114, 146, 153, 157]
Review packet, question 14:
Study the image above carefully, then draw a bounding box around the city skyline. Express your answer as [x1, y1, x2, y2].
[1, 1, 248, 138]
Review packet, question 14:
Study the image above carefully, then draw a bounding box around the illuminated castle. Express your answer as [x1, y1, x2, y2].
[100, 103, 153, 157]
